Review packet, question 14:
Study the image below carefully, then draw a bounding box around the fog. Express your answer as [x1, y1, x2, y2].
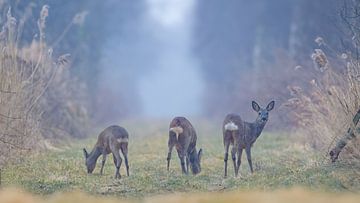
[96, 0, 203, 119]
[138, 0, 203, 117]
[94, 0, 341, 122]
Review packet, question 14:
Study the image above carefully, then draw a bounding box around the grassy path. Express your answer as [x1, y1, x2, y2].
[2, 120, 360, 198]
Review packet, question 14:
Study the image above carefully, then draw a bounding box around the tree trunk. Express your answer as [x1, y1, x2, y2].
[329, 108, 360, 162]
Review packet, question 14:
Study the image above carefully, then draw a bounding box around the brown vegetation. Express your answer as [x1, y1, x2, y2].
[0, 5, 90, 166]
[285, 42, 360, 165]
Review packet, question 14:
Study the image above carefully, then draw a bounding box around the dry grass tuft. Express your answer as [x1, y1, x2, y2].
[0, 5, 90, 166]
[285, 39, 360, 166]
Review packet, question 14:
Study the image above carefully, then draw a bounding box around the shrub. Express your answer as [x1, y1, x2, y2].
[0, 5, 90, 166]
[285, 40, 360, 166]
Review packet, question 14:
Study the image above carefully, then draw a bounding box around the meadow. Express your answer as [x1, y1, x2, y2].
[2, 119, 360, 200]
[0, 1, 360, 203]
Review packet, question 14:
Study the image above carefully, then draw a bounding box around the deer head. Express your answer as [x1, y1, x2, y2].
[83, 148, 96, 174]
[189, 148, 203, 175]
[252, 101, 275, 124]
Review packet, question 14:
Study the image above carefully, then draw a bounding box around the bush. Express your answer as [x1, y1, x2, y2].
[0, 5, 90, 166]
[285, 40, 360, 165]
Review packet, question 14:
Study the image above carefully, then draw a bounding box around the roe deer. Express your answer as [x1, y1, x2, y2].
[223, 101, 275, 177]
[83, 125, 129, 179]
[167, 117, 203, 175]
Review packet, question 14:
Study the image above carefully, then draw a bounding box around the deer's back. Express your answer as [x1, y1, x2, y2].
[170, 117, 197, 152]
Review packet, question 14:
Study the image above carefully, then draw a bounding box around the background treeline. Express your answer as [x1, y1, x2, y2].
[193, 0, 347, 123]
[5, 0, 351, 122]
[6, 0, 144, 122]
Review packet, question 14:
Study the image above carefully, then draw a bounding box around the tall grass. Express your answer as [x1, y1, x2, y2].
[285, 39, 360, 166]
[0, 5, 89, 166]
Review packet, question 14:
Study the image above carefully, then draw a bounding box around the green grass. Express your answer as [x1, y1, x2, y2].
[2, 120, 360, 198]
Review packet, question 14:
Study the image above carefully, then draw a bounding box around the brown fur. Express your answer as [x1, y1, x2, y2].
[167, 117, 202, 175]
[83, 125, 129, 179]
[223, 101, 274, 177]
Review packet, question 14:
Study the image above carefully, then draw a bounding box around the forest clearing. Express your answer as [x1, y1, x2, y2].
[1, 0, 360, 202]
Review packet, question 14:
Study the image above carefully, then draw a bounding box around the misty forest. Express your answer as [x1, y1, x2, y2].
[0, 0, 360, 202]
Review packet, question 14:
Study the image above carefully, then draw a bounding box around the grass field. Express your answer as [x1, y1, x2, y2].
[2, 119, 360, 199]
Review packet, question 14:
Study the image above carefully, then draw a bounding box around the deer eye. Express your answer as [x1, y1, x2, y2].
[258, 112, 261, 115]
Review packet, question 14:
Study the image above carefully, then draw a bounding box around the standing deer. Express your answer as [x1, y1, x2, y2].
[167, 117, 203, 175]
[83, 125, 129, 179]
[223, 101, 275, 177]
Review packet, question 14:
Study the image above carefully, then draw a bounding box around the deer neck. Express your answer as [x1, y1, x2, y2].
[252, 120, 266, 138]
[189, 148, 198, 163]
[87, 146, 102, 163]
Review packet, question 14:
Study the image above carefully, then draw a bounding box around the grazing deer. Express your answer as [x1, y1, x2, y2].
[83, 125, 129, 179]
[223, 101, 275, 177]
[167, 117, 203, 175]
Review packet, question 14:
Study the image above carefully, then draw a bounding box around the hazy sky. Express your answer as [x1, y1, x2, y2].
[98, 0, 203, 118]
[139, 0, 203, 117]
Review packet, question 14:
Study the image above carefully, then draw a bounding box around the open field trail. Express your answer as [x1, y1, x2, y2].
[1, 119, 360, 200]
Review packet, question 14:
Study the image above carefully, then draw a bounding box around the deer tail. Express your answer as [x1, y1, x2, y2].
[224, 121, 238, 131]
[169, 126, 183, 139]
[117, 137, 128, 143]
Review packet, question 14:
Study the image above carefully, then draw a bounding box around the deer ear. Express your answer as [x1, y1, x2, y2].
[198, 149, 203, 161]
[266, 101, 275, 111]
[252, 101, 260, 112]
[83, 148, 88, 159]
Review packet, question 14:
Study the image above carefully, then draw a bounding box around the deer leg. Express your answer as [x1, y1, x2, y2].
[236, 148, 243, 177]
[245, 146, 253, 173]
[178, 151, 187, 175]
[112, 153, 117, 166]
[100, 152, 107, 175]
[231, 147, 237, 176]
[121, 144, 130, 176]
[123, 154, 130, 177]
[113, 151, 122, 179]
[186, 156, 190, 174]
[167, 140, 175, 171]
[224, 142, 230, 178]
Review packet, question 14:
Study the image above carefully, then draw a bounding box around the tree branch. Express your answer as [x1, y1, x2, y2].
[0, 113, 22, 120]
[0, 137, 30, 150]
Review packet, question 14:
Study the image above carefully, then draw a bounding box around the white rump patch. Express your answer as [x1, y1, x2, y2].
[224, 122, 238, 131]
[117, 138, 128, 143]
[169, 126, 183, 139]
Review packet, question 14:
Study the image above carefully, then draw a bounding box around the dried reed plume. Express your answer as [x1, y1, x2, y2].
[311, 49, 328, 72]
[315, 36, 325, 46]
